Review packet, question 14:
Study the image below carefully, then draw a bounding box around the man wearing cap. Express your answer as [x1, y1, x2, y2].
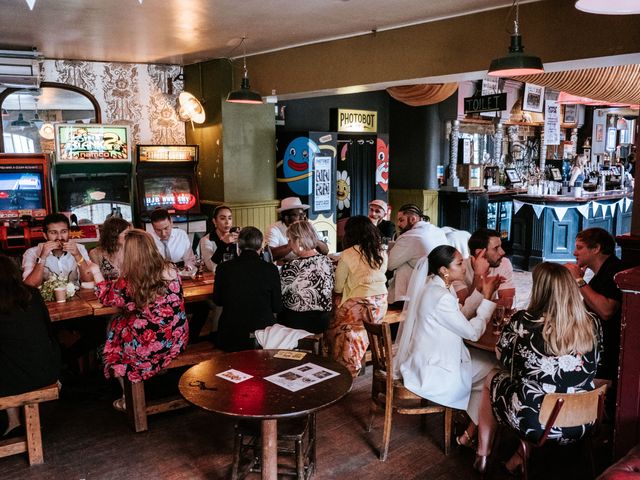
[266, 197, 329, 262]
[387, 204, 448, 305]
[368, 199, 396, 240]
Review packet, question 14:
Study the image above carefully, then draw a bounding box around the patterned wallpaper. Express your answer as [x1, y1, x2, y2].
[41, 59, 185, 146]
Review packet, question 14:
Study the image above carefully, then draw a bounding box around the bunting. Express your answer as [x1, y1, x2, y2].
[513, 198, 632, 223]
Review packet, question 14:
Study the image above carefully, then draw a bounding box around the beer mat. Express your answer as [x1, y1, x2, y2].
[216, 369, 253, 383]
[273, 350, 307, 360]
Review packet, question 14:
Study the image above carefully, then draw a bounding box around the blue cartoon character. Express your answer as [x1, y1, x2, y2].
[277, 137, 320, 196]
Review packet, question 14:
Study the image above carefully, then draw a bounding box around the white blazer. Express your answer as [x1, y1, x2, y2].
[398, 275, 496, 410]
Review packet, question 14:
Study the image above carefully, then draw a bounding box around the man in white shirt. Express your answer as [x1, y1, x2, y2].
[149, 209, 196, 269]
[23, 212, 92, 287]
[266, 197, 328, 262]
[387, 204, 448, 304]
[453, 228, 515, 307]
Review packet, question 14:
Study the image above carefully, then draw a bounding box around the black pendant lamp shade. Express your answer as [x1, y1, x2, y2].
[488, 2, 544, 77]
[226, 37, 263, 105]
[10, 112, 31, 127]
[226, 72, 263, 104]
[488, 32, 544, 77]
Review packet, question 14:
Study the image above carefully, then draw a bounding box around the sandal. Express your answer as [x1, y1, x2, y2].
[112, 397, 126, 413]
[455, 429, 476, 449]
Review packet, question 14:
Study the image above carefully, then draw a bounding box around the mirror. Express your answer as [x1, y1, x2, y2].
[0, 82, 100, 154]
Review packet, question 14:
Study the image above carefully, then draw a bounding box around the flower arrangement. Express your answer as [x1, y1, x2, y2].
[39, 270, 77, 302]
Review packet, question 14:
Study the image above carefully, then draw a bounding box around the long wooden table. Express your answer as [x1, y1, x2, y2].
[48, 272, 215, 321]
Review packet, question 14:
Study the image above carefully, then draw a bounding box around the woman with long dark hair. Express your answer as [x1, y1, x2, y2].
[327, 216, 388, 376]
[198, 205, 239, 271]
[89, 217, 130, 280]
[0, 255, 60, 436]
[394, 245, 500, 455]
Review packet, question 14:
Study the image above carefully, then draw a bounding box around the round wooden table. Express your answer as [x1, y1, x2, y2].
[179, 349, 352, 480]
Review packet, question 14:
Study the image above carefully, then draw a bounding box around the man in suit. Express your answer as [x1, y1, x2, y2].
[213, 227, 282, 352]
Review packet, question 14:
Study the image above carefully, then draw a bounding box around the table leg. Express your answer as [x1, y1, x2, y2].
[261, 419, 278, 480]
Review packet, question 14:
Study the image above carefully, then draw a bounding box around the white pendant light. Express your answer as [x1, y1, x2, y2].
[575, 0, 640, 14]
[25, 0, 36, 10]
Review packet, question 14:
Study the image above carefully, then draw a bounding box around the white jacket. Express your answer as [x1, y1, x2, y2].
[387, 221, 448, 302]
[398, 275, 496, 410]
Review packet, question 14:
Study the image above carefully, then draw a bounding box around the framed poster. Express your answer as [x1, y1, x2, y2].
[505, 168, 521, 184]
[550, 167, 562, 181]
[523, 83, 544, 112]
[563, 104, 578, 124]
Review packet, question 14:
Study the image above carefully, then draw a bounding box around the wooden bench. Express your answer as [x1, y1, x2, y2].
[124, 341, 224, 433]
[0, 383, 59, 465]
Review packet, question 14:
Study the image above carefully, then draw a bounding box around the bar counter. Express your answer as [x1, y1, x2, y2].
[511, 190, 633, 270]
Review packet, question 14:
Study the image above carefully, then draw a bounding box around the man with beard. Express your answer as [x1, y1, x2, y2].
[453, 228, 514, 307]
[368, 199, 396, 240]
[387, 204, 448, 306]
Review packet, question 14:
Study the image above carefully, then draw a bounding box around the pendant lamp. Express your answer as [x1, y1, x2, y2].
[10, 95, 31, 128]
[488, 1, 544, 77]
[575, 0, 640, 14]
[226, 38, 263, 104]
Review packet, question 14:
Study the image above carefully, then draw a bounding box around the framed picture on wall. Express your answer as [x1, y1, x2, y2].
[505, 168, 521, 185]
[523, 83, 545, 112]
[563, 104, 578, 124]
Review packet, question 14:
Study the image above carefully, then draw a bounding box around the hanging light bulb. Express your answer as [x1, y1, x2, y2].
[226, 37, 263, 104]
[488, 1, 544, 77]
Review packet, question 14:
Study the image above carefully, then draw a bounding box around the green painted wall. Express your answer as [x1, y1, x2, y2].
[222, 103, 276, 203]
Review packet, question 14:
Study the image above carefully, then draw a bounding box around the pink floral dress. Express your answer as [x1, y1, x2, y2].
[98, 277, 189, 383]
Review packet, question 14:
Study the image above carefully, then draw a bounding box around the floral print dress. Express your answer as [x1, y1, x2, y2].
[98, 276, 189, 383]
[491, 310, 602, 444]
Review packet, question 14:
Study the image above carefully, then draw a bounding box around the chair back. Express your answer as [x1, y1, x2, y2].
[363, 321, 394, 378]
[538, 384, 607, 429]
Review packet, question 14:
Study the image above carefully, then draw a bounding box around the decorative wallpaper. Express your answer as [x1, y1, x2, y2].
[41, 59, 185, 146]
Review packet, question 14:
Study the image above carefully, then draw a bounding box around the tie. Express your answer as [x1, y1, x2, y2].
[162, 240, 171, 261]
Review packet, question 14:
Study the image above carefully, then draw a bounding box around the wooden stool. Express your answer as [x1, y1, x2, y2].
[0, 384, 59, 465]
[231, 413, 316, 480]
[123, 340, 223, 432]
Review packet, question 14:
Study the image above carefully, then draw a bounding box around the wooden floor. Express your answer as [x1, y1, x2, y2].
[1, 368, 612, 480]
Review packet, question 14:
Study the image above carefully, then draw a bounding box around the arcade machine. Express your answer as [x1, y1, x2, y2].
[135, 145, 207, 241]
[275, 132, 338, 251]
[0, 153, 52, 253]
[53, 124, 135, 241]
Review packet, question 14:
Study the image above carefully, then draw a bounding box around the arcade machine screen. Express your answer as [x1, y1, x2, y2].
[56, 174, 133, 224]
[141, 175, 198, 212]
[0, 172, 45, 213]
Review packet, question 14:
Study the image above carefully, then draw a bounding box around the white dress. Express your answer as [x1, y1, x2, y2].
[396, 273, 497, 423]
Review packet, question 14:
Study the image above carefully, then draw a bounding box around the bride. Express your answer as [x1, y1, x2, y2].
[394, 244, 501, 459]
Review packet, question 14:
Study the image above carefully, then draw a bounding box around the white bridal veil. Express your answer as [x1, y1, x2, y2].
[393, 255, 430, 379]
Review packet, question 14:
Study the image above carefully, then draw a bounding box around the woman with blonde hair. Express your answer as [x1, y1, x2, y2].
[89, 217, 130, 279]
[89, 229, 188, 387]
[278, 220, 333, 334]
[473, 262, 601, 474]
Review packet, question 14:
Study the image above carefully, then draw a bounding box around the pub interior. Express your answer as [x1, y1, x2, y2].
[1, 1, 640, 479]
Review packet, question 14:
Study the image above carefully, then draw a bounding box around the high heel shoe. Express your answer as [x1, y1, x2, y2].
[456, 429, 476, 450]
[473, 454, 489, 476]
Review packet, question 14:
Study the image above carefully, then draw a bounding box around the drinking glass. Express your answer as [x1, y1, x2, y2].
[222, 253, 234, 263]
[492, 305, 506, 335]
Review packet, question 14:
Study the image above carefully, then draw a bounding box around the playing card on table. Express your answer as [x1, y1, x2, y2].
[216, 369, 253, 383]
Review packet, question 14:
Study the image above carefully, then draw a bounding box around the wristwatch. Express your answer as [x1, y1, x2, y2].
[576, 277, 587, 288]
[35, 256, 44, 265]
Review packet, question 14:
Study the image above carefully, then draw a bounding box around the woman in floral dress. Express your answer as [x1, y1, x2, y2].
[89, 229, 188, 390]
[327, 216, 388, 377]
[474, 262, 601, 474]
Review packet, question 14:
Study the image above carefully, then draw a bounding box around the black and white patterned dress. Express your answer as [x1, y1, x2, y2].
[278, 255, 334, 333]
[491, 310, 602, 444]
